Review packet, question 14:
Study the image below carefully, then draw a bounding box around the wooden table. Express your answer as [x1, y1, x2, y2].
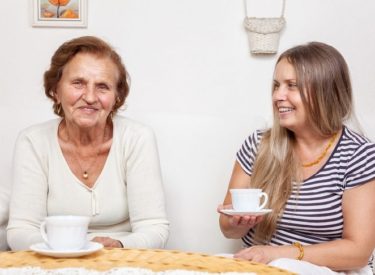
[0, 248, 295, 274]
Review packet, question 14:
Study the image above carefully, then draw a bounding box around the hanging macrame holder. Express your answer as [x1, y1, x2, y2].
[243, 0, 286, 54]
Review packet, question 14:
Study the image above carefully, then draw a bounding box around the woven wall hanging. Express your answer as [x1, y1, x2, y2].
[243, 0, 286, 54]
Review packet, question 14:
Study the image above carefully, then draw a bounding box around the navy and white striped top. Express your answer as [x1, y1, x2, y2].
[237, 126, 375, 247]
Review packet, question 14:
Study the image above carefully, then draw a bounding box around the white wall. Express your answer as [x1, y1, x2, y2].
[1, 0, 374, 254]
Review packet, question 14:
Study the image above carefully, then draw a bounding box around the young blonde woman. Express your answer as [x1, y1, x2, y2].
[218, 42, 375, 275]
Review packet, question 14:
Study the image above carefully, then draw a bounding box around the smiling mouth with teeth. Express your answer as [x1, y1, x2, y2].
[279, 107, 294, 113]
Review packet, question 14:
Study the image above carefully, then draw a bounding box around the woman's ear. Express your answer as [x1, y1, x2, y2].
[50, 90, 60, 103]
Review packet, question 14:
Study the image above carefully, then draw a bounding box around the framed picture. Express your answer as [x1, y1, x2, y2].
[32, 0, 87, 28]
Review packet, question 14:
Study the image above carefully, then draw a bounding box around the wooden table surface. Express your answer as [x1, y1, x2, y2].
[0, 248, 296, 274]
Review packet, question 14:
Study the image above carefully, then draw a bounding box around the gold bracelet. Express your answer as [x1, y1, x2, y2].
[292, 242, 304, 260]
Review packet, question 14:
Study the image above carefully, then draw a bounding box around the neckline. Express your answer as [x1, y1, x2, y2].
[301, 132, 338, 168]
[302, 126, 345, 182]
[54, 118, 116, 189]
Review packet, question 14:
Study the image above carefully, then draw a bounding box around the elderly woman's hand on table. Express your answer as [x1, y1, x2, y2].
[92, 237, 123, 248]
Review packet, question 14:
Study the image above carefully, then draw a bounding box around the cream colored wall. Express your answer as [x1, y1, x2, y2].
[0, 0, 375, 253]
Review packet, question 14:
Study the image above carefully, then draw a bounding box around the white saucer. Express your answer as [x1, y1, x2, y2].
[219, 209, 272, 216]
[30, 241, 103, 258]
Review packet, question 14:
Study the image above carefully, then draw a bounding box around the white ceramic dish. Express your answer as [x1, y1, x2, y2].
[219, 209, 272, 216]
[30, 241, 103, 258]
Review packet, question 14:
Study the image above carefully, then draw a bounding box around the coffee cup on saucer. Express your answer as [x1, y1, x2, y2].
[40, 215, 90, 251]
[230, 188, 268, 211]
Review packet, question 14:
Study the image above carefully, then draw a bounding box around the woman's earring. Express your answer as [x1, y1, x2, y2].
[57, 103, 62, 115]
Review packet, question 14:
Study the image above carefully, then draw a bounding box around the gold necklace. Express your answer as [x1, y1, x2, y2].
[72, 148, 100, 180]
[67, 133, 101, 181]
[60, 121, 109, 180]
[302, 133, 337, 168]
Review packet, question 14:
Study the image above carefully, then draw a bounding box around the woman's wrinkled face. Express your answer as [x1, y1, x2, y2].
[272, 58, 308, 132]
[55, 53, 118, 129]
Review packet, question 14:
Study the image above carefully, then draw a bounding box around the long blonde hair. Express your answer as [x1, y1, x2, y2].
[250, 42, 353, 242]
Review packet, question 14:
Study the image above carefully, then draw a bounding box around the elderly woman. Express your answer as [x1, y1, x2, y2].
[218, 42, 375, 274]
[7, 36, 169, 250]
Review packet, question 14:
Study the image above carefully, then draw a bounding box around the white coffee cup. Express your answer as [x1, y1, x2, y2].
[230, 188, 268, 211]
[40, 215, 90, 251]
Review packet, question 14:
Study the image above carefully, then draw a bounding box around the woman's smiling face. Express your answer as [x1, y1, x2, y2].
[272, 58, 309, 132]
[55, 52, 118, 129]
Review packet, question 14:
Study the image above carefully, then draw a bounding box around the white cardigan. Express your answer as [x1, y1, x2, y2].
[0, 182, 10, 250]
[7, 116, 169, 250]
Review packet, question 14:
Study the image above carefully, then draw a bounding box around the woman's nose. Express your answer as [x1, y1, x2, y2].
[82, 86, 97, 103]
[273, 86, 287, 101]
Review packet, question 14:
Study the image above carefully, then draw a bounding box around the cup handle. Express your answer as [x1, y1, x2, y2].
[258, 192, 268, 210]
[40, 221, 49, 244]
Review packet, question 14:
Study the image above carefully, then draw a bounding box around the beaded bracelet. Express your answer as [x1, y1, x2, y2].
[292, 242, 304, 260]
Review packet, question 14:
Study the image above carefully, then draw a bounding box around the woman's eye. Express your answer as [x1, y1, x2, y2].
[72, 81, 84, 88]
[288, 83, 298, 88]
[97, 84, 109, 91]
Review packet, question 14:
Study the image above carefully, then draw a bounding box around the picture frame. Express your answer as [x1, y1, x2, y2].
[32, 0, 87, 28]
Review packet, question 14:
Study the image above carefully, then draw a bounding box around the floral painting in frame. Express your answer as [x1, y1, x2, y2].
[32, 0, 87, 28]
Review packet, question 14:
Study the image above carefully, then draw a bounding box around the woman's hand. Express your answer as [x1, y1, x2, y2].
[219, 161, 264, 239]
[217, 204, 264, 229]
[92, 236, 123, 248]
[234, 245, 277, 264]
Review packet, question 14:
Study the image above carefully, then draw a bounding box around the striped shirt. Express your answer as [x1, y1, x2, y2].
[237, 126, 375, 249]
